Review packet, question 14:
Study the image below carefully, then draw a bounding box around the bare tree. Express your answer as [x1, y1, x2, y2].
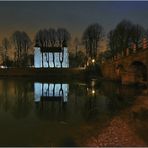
[108, 20, 146, 58]
[57, 28, 71, 67]
[74, 37, 80, 57]
[48, 28, 57, 67]
[35, 29, 46, 67]
[57, 28, 71, 47]
[12, 31, 31, 67]
[35, 28, 57, 67]
[35, 28, 70, 68]
[44, 29, 50, 68]
[12, 31, 22, 65]
[21, 32, 32, 64]
[82, 23, 103, 60]
[107, 30, 117, 56]
[130, 24, 145, 49]
[1, 37, 10, 66]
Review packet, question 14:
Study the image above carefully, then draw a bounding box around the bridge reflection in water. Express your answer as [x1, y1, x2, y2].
[34, 83, 69, 103]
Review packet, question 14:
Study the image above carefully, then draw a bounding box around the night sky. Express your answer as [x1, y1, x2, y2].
[0, 1, 148, 45]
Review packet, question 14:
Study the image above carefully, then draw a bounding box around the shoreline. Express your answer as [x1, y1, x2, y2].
[0, 67, 86, 78]
[84, 90, 148, 147]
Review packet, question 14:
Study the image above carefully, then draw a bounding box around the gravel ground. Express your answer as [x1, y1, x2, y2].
[85, 91, 148, 147]
[86, 117, 146, 147]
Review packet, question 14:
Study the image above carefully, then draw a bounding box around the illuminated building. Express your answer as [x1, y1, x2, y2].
[34, 47, 69, 68]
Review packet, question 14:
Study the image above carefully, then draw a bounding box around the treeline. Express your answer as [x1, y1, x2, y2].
[1, 19, 147, 68]
[34, 28, 71, 68]
[1, 27, 71, 67]
[100, 20, 148, 61]
[35, 28, 71, 48]
[80, 19, 148, 66]
[1, 31, 32, 67]
[70, 23, 104, 68]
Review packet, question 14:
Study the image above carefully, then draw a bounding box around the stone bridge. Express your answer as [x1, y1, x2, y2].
[101, 48, 148, 85]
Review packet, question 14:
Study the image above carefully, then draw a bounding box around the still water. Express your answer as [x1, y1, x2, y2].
[0, 78, 147, 146]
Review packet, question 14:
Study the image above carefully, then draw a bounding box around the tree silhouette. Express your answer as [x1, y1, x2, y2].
[21, 31, 32, 65]
[49, 28, 57, 67]
[12, 31, 32, 67]
[130, 24, 145, 49]
[74, 37, 80, 57]
[108, 20, 146, 58]
[57, 28, 71, 47]
[82, 23, 103, 60]
[35, 29, 45, 67]
[35, 28, 71, 68]
[1, 37, 10, 66]
[108, 20, 133, 56]
[57, 28, 70, 67]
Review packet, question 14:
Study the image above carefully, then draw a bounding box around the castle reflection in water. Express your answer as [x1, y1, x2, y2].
[34, 83, 69, 103]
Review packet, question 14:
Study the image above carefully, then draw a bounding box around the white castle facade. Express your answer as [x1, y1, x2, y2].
[34, 47, 69, 68]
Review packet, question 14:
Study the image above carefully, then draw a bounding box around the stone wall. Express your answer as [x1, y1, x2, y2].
[101, 49, 148, 85]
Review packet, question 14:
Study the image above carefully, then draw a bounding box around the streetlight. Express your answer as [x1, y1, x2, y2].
[91, 89, 95, 94]
[92, 59, 95, 63]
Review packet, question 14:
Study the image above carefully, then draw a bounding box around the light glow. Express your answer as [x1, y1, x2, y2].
[0, 65, 7, 69]
[92, 89, 95, 94]
[92, 59, 95, 63]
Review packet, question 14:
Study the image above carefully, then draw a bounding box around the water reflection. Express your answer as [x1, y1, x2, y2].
[86, 79, 97, 96]
[34, 83, 69, 121]
[34, 83, 69, 102]
[0, 79, 147, 146]
[0, 79, 141, 121]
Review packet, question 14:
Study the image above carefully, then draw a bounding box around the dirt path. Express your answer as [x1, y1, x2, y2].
[86, 117, 146, 147]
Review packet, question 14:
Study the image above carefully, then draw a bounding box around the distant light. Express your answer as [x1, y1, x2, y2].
[92, 59, 95, 63]
[92, 90, 95, 94]
[0, 66, 7, 69]
[87, 61, 89, 66]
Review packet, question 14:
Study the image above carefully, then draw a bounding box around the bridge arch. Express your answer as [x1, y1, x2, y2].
[128, 61, 147, 82]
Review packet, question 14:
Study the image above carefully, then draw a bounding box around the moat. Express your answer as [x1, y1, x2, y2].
[0, 78, 147, 146]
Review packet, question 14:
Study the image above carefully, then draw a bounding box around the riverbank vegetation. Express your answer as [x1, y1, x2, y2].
[0, 19, 147, 73]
